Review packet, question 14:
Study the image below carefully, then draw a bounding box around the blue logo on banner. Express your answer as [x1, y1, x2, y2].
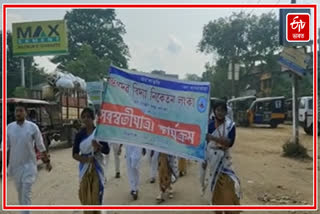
[197, 97, 207, 113]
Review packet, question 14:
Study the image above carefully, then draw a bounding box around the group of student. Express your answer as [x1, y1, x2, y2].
[1, 99, 240, 214]
[75, 100, 241, 214]
[72, 108, 186, 205]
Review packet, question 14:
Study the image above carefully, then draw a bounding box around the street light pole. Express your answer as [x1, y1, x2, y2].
[228, 61, 235, 99]
[232, 61, 235, 98]
[291, 0, 299, 144]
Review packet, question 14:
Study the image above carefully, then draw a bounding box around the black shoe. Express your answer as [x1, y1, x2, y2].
[150, 178, 155, 183]
[131, 190, 138, 200]
[115, 172, 120, 178]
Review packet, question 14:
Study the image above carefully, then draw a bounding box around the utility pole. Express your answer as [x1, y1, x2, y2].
[228, 60, 240, 99]
[232, 61, 235, 99]
[228, 61, 235, 99]
[21, 58, 25, 87]
[291, 0, 299, 144]
[30, 68, 33, 89]
[292, 74, 299, 144]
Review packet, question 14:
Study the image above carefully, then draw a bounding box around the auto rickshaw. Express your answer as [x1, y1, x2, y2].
[0, 98, 53, 173]
[2, 97, 82, 150]
[285, 98, 293, 123]
[227, 96, 256, 126]
[2, 98, 55, 151]
[247, 96, 286, 128]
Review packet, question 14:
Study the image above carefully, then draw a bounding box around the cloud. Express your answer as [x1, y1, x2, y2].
[126, 38, 210, 78]
[167, 35, 183, 54]
[143, 47, 166, 71]
[1, 13, 25, 31]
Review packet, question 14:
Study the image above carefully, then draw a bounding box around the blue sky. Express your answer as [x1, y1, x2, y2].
[2, 0, 318, 79]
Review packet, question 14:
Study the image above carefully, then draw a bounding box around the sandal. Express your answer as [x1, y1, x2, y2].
[156, 193, 165, 203]
[169, 189, 174, 199]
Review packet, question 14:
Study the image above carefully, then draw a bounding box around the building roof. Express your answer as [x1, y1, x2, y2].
[2, 98, 51, 105]
[254, 96, 285, 102]
[228, 96, 256, 103]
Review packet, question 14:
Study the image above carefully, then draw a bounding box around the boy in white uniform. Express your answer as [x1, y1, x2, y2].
[105, 143, 122, 178]
[1, 103, 52, 214]
[125, 145, 145, 200]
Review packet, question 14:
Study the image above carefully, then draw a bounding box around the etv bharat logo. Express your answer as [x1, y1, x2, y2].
[17, 24, 60, 45]
[290, 16, 306, 32]
[286, 13, 310, 42]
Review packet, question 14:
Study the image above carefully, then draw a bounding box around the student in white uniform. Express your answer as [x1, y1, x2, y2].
[1, 103, 52, 214]
[125, 145, 145, 200]
[147, 149, 159, 183]
[105, 143, 122, 178]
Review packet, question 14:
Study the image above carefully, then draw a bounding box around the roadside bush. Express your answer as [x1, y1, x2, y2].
[282, 140, 310, 159]
[13, 87, 30, 98]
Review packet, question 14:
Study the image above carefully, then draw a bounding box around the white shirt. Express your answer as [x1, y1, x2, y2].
[125, 145, 143, 169]
[125, 145, 142, 160]
[6, 120, 46, 182]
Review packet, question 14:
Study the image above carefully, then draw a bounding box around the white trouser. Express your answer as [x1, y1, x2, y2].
[148, 151, 159, 179]
[11, 164, 37, 214]
[126, 156, 140, 192]
[105, 143, 121, 174]
[199, 162, 207, 189]
[14, 181, 32, 214]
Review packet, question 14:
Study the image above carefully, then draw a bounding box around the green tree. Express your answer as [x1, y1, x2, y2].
[185, 73, 201, 81]
[199, 12, 281, 98]
[199, 12, 250, 62]
[52, 9, 130, 69]
[270, 73, 291, 97]
[0, 31, 48, 97]
[26, 66, 48, 89]
[298, 73, 313, 96]
[64, 44, 111, 81]
[199, 12, 279, 70]
[201, 63, 216, 97]
[1, 31, 33, 97]
[202, 60, 233, 98]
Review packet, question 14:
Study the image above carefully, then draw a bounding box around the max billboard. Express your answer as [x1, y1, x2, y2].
[12, 20, 68, 56]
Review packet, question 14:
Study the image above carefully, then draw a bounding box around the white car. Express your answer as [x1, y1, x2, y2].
[298, 96, 318, 135]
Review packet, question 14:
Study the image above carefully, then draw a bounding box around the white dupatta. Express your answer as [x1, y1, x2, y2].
[78, 129, 105, 185]
[202, 118, 241, 203]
